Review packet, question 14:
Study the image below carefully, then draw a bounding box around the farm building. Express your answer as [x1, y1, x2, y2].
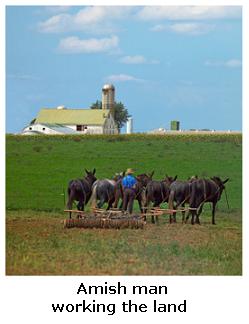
[21, 84, 119, 135]
[22, 107, 118, 135]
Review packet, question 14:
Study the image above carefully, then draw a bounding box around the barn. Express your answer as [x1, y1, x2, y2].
[21, 106, 118, 135]
[21, 84, 119, 135]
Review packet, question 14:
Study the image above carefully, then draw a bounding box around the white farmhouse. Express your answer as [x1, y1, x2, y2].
[22, 107, 117, 135]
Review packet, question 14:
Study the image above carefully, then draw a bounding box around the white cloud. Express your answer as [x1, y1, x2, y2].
[119, 55, 147, 64]
[137, 6, 241, 21]
[105, 74, 144, 83]
[38, 6, 133, 34]
[225, 59, 242, 68]
[151, 22, 215, 35]
[58, 35, 119, 54]
[169, 22, 215, 35]
[38, 6, 242, 34]
[205, 59, 242, 68]
[119, 55, 160, 64]
[150, 24, 167, 32]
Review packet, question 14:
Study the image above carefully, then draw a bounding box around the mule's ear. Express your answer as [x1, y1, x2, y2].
[150, 171, 154, 178]
[122, 171, 126, 177]
[92, 168, 96, 175]
[174, 175, 177, 181]
[85, 169, 89, 174]
[223, 178, 229, 184]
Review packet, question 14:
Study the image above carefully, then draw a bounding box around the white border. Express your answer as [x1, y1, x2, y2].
[2, 1, 248, 323]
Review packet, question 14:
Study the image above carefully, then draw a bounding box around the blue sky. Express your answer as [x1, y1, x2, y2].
[6, 5, 242, 133]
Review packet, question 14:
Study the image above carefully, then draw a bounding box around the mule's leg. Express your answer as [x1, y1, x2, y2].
[173, 207, 177, 223]
[185, 212, 189, 223]
[77, 200, 84, 219]
[189, 193, 197, 225]
[143, 198, 150, 222]
[169, 202, 177, 224]
[172, 202, 177, 223]
[137, 197, 142, 213]
[97, 198, 106, 209]
[181, 203, 185, 223]
[107, 197, 115, 210]
[152, 201, 160, 224]
[191, 212, 195, 225]
[67, 204, 72, 219]
[113, 197, 119, 209]
[128, 192, 135, 214]
[113, 189, 121, 209]
[116, 189, 123, 210]
[66, 195, 73, 219]
[144, 195, 152, 222]
[196, 205, 203, 225]
[211, 203, 216, 225]
[122, 189, 129, 212]
[190, 210, 196, 225]
[151, 202, 156, 224]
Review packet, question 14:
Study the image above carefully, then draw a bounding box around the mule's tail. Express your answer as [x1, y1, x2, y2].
[168, 189, 175, 210]
[89, 183, 98, 208]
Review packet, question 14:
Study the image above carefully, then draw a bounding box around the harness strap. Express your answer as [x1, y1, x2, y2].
[176, 183, 192, 207]
[203, 179, 207, 201]
[196, 180, 220, 214]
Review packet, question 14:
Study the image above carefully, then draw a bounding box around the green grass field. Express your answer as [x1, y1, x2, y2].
[6, 134, 242, 275]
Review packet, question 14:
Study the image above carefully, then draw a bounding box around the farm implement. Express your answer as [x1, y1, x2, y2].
[63, 209, 145, 229]
[63, 207, 190, 229]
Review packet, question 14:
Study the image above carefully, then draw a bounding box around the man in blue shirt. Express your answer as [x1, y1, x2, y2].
[122, 168, 137, 214]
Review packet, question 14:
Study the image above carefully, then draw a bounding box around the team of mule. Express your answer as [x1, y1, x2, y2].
[66, 168, 229, 225]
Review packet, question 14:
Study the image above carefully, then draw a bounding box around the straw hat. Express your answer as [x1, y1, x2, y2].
[126, 168, 134, 175]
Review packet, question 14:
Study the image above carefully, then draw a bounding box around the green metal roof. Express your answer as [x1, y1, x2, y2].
[35, 108, 110, 125]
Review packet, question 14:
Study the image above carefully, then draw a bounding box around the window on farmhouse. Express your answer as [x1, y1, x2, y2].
[76, 125, 83, 131]
[76, 125, 87, 131]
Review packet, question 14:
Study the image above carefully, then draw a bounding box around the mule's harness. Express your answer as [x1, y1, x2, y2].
[189, 180, 221, 214]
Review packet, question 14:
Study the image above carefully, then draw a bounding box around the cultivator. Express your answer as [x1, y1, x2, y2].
[63, 208, 147, 229]
[63, 207, 190, 229]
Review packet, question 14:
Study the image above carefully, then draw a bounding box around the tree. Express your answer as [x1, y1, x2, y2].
[90, 100, 130, 132]
[113, 102, 130, 131]
[90, 100, 102, 109]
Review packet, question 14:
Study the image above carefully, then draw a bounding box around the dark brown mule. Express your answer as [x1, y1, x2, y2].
[144, 175, 177, 223]
[168, 176, 198, 223]
[67, 168, 97, 218]
[186, 176, 229, 225]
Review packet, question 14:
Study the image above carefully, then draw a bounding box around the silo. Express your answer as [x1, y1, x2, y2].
[127, 117, 133, 134]
[102, 84, 115, 117]
[170, 120, 180, 131]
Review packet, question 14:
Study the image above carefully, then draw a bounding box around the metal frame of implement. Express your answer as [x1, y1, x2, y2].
[63, 207, 191, 219]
